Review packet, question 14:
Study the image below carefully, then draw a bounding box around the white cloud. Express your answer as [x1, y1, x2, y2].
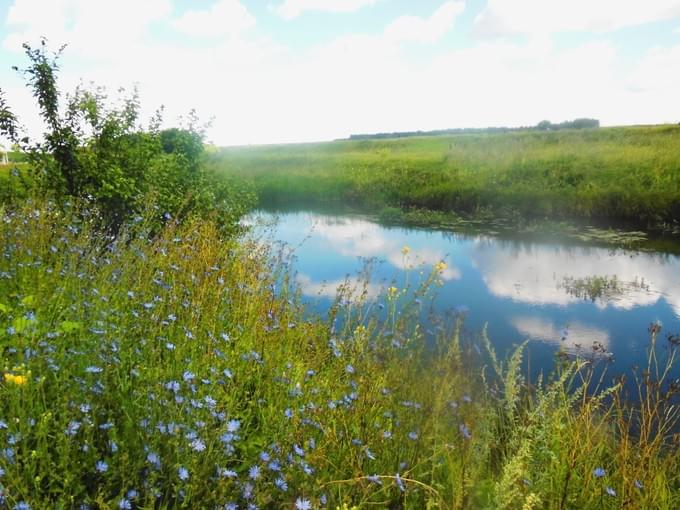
[471, 241, 680, 316]
[308, 214, 460, 280]
[384, 1, 465, 44]
[474, 0, 680, 38]
[173, 0, 255, 38]
[296, 273, 383, 300]
[511, 316, 611, 354]
[276, 0, 379, 20]
[2, 0, 680, 145]
[4, 0, 172, 59]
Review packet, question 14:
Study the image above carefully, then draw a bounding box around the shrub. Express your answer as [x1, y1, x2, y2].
[0, 39, 254, 233]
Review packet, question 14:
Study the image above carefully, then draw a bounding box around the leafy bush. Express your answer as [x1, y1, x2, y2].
[0, 40, 254, 233]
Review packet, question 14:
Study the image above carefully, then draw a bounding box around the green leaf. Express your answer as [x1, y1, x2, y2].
[21, 295, 36, 307]
[0, 303, 9, 314]
[59, 320, 82, 333]
[12, 316, 32, 333]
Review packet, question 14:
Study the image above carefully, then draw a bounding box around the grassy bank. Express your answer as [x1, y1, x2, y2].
[0, 201, 678, 509]
[0, 164, 29, 203]
[215, 125, 680, 232]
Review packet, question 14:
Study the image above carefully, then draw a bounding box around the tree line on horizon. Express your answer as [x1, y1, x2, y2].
[347, 118, 600, 140]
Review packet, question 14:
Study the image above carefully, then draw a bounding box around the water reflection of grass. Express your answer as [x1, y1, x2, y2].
[1, 202, 678, 508]
[560, 275, 651, 303]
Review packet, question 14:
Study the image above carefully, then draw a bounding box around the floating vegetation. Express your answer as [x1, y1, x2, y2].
[571, 227, 648, 246]
[559, 275, 651, 303]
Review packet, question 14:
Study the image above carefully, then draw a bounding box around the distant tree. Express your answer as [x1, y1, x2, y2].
[536, 120, 552, 131]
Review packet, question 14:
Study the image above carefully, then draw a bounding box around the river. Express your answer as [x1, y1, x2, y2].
[249, 209, 680, 384]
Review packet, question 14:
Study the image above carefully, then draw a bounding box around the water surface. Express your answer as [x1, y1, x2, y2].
[250, 210, 680, 381]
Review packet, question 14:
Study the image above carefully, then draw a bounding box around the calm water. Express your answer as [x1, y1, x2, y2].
[249, 210, 680, 382]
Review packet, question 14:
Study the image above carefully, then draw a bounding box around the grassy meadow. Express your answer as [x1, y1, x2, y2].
[1, 200, 679, 509]
[215, 125, 680, 231]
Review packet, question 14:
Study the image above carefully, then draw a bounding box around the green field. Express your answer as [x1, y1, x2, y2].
[215, 125, 680, 231]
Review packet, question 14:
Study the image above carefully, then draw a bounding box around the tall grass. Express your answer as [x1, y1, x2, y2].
[215, 125, 680, 229]
[0, 201, 678, 508]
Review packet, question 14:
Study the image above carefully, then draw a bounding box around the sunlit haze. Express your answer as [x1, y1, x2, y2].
[1, 0, 679, 145]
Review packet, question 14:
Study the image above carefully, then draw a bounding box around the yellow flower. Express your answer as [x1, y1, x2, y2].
[435, 261, 448, 272]
[4, 373, 28, 385]
[401, 245, 410, 255]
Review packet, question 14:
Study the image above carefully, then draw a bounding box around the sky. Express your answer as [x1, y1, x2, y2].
[1, 0, 679, 146]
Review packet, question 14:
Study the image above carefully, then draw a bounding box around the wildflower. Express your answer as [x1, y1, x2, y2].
[635, 479, 643, 489]
[459, 423, 472, 440]
[293, 444, 305, 456]
[395, 472, 406, 492]
[248, 465, 261, 480]
[408, 431, 419, 440]
[383, 430, 392, 439]
[227, 419, 241, 432]
[165, 380, 180, 392]
[242, 483, 254, 499]
[85, 366, 103, 374]
[95, 460, 108, 473]
[4, 373, 27, 385]
[218, 468, 237, 478]
[147, 452, 161, 468]
[119, 498, 131, 510]
[345, 364, 355, 374]
[295, 498, 311, 510]
[178, 466, 189, 481]
[224, 503, 238, 510]
[401, 245, 410, 255]
[367, 474, 382, 485]
[0, 466, 4, 477]
[190, 438, 206, 452]
[365, 448, 376, 460]
[13, 503, 30, 510]
[284, 408, 293, 419]
[435, 261, 447, 272]
[606, 487, 616, 497]
[65, 420, 81, 436]
[274, 477, 288, 491]
[593, 467, 606, 478]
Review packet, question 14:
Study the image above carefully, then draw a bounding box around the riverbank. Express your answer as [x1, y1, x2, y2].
[215, 124, 680, 235]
